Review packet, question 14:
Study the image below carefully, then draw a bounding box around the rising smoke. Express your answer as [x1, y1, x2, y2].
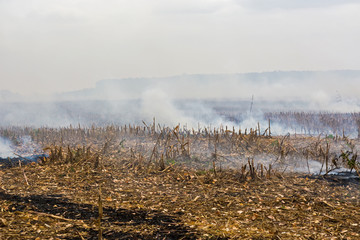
[0, 135, 47, 160]
[0, 71, 359, 133]
[0, 137, 15, 158]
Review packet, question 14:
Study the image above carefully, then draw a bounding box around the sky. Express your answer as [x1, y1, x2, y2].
[1, 0, 360, 95]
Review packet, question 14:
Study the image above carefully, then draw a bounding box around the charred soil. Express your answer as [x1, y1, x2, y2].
[0, 126, 359, 239]
[0, 160, 359, 239]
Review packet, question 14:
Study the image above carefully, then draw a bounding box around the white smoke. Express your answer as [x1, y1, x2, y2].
[139, 88, 238, 129]
[1, 71, 360, 129]
[140, 88, 194, 127]
[0, 137, 15, 158]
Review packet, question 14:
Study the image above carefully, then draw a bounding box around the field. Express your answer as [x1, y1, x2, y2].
[0, 115, 360, 239]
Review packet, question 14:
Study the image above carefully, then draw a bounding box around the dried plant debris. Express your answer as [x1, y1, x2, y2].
[0, 125, 359, 239]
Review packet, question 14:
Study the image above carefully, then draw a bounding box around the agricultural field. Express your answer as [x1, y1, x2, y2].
[0, 115, 359, 239]
[2, 0, 360, 238]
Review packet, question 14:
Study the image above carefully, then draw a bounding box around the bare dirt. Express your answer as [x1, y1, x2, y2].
[0, 158, 359, 239]
[0, 126, 359, 239]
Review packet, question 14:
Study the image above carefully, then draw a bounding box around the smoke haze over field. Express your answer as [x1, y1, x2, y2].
[1, 71, 360, 135]
[57, 70, 360, 115]
[0, 137, 15, 158]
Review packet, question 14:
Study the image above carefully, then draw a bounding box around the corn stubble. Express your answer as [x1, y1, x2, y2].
[0, 120, 359, 239]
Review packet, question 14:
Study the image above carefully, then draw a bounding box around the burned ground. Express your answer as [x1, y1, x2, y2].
[0, 160, 359, 239]
[0, 125, 359, 239]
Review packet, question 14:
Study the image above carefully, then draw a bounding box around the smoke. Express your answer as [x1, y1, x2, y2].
[140, 88, 195, 127]
[0, 71, 360, 131]
[0, 135, 47, 161]
[0, 137, 15, 158]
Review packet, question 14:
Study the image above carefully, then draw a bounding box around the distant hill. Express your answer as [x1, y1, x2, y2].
[59, 70, 360, 101]
[2, 70, 360, 102]
[0, 90, 23, 102]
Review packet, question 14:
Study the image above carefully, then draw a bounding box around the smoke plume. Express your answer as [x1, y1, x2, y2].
[0, 71, 359, 133]
[0, 137, 15, 158]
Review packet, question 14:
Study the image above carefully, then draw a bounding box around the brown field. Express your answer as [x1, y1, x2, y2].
[0, 122, 359, 239]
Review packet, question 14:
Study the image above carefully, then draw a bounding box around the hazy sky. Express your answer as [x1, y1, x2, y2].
[1, 0, 360, 95]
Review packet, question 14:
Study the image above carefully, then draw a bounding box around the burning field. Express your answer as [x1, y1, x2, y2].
[0, 120, 359, 239]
